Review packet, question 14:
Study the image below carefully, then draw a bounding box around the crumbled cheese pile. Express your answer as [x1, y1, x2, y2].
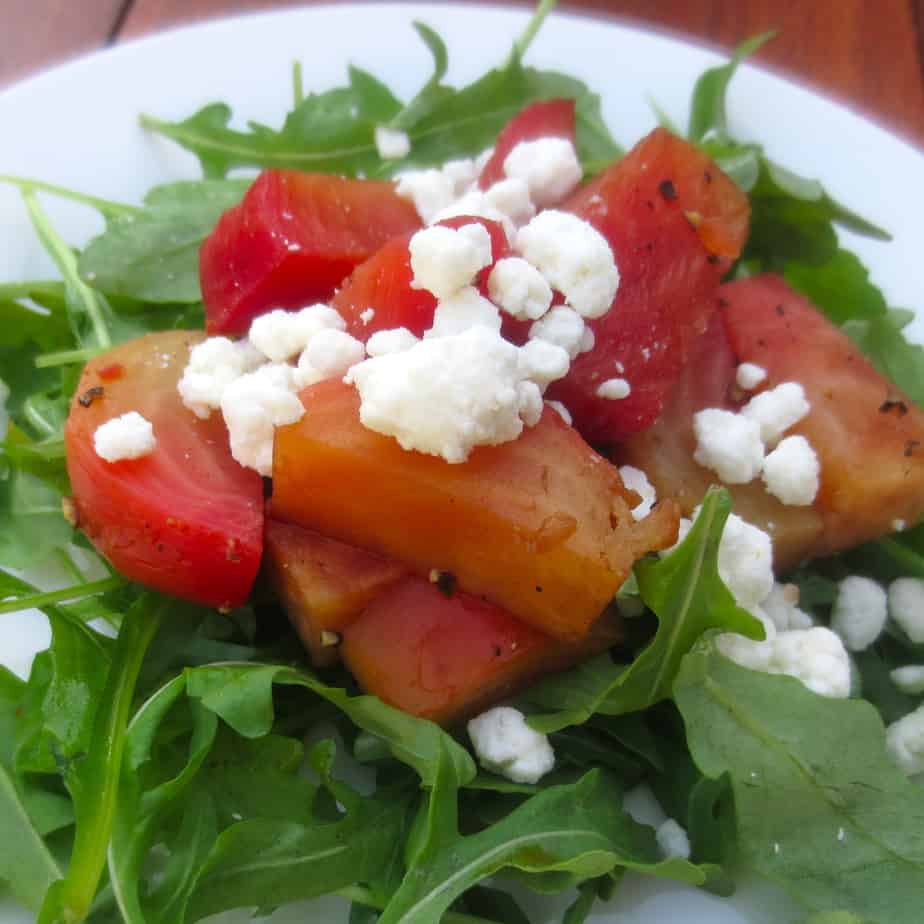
[693, 379, 820, 507]
[467, 706, 555, 784]
[94, 412, 157, 463]
[174, 134, 629, 473]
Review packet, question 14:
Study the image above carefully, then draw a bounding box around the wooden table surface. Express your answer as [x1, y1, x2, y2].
[3, 0, 924, 149]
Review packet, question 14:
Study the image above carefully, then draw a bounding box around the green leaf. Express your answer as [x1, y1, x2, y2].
[0, 763, 63, 910]
[688, 32, 775, 142]
[800, 913, 877, 924]
[38, 593, 164, 924]
[843, 313, 924, 407]
[185, 663, 475, 788]
[377, 770, 711, 924]
[78, 180, 250, 304]
[524, 488, 762, 731]
[675, 642, 924, 923]
[561, 882, 597, 924]
[784, 249, 888, 325]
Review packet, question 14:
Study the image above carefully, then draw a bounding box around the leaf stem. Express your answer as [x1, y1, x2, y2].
[874, 537, 924, 579]
[0, 575, 125, 616]
[0, 176, 141, 220]
[38, 595, 165, 924]
[512, 0, 557, 61]
[292, 60, 305, 107]
[335, 885, 499, 924]
[35, 346, 104, 369]
[21, 189, 112, 350]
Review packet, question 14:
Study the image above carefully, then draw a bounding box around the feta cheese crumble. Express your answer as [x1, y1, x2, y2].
[596, 377, 631, 400]
[488, 257, 553, 321]
[249, 305, 346, 363]
[359, 308, 376, 325]
[409, 223, 493, 299]
[831, 576, 888, 651]
[177, 336, 264, 419]
[516, 210, 619, 319]
[692, 408, 765, 484]
[346, 326, 539, 463]
[888, 577, 924, 643]
[93, 412, 156, 463]
[761, 582, 813, 632]
[483, 177, 536, 227]
[886, 703, 924, 776]
[890, 665, 924, 695]
[467, 706, 555, 784]
[502, 137, 583, 208]
[736, 362, 767, 391]
[426, 287, 502, 338]
[366, 327, 420, 357]
[528, 306, 587, 359]
[618, 465, 656, 521]
[518, 338, 571, 388]
[656, 819, 692, 860]
[395, 169, 457, 224]
[717, 626, 851, 699]
[431, 190, 515, 240]
[374, 125, 411, 160]
[761, 435, 820, 506]
[220, 364, 304, 477]
[546, 400, 572, 425]
[741, 382, 810, 446]
[296, 329, 365, 387]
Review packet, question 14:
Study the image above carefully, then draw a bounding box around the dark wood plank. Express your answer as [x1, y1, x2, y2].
[117, 0, 924, 147]
[0, 0, 128, 87]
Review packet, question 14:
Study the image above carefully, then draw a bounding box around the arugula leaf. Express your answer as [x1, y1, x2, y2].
[688, 32, 775, 142]
[675, 642, 924, 923]
[142, 15, 619, 181]
[377, 770, 711, 924]
[38, 593, 164, 924]
[78, 180, 250, 304]
[524, 488, 762, 731]
[843, 313, 924, 407]
[184, 663, 475, 788]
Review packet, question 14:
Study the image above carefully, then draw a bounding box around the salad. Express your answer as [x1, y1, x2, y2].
[2, 4, 924, 924]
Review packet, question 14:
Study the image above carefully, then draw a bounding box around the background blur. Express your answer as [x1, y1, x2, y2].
[3, 0, 923, 146]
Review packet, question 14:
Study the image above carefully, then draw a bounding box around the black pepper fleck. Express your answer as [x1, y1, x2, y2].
[905, 440, 920, 457]
[880, 399, 909, 417]
[658, 179, 678, 201]
[707, 254, 720, 265]
[434, 571, 457, 597]
[78, 385, 105, 407]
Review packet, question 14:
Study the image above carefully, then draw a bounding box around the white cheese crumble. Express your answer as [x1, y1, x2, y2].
[831, 576, 888, 651]
[891, 665, 924, 695]
[656, 819, 692, 860]
[761, 582, 813, 632]
[736, 362, 767, 391]
[296, 329, 365, 388]
[888, 577, 924, 643]
[395, 169, 457, 224]
[741, 382, 810, 446]
[220, 363, 304, 477]
[431, 191, 515, 240]
[466, 706, 555, 784]
[618, 465, 656, 521]
[366, 327, 420, 357]
[409, 223, 493, 300]
[487, 257, 553, 321]
[516, 210, 619, 319]
[692, 408, 765, 484]
[596, 377, 631, 400]
[518, 338, 571, 388]
[93, 412, 156, 463]
[528, 306, 587, 359]
[483, 177, 536, 227]
[177, 336, 264, 419]
[426, 287, 502, 339]
[717, 626, 851, 699]
[502, 137, 583, 208]
[546, 400, 572, 426]
[374, 125, 411, 160]
[248, 305, 346, 363]
[359, 308, 376, 325]
[441, 157, 479, 195]
[761, 435, 820, 506]
[345, 326, 538, 463]
[886, 703, 924, 776]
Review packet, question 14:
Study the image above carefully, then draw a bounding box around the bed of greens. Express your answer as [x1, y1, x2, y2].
[2, 3, 924, 923]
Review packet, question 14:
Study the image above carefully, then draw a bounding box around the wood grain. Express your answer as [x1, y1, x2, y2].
[0, 0, 128, 86]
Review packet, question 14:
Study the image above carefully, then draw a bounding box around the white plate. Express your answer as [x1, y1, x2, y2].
[1, 4, 922, 923]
